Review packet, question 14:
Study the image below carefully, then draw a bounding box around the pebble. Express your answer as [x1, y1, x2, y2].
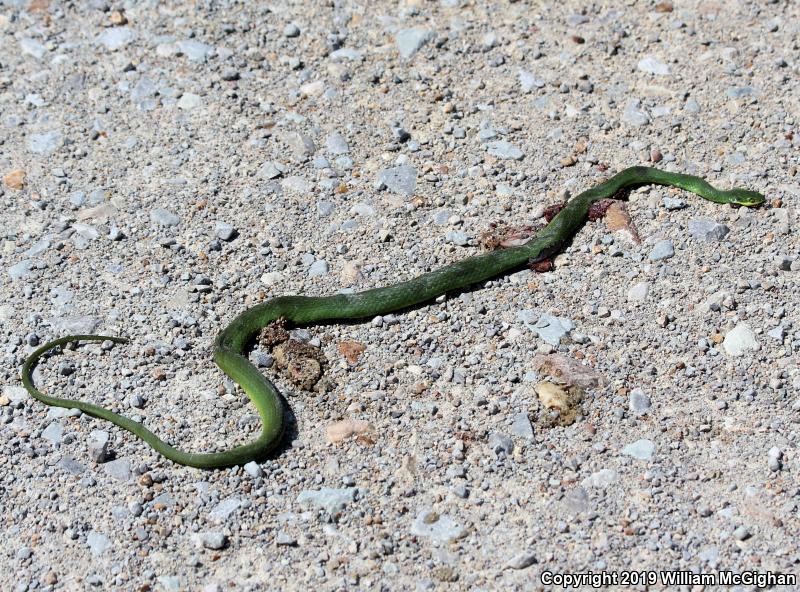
[215, 222, 237, 241]
[177, 40, 215, 62]
[178, 93, 203, 110]
[8, 260, 32, 281]
[103, 458, 132, 481]
[445, 231, 469, 246]
[688, 218, 730, 242]
[243, 461, 263, 478]
[488, 433, 514, 456]
[518, 70, 546, 92]
[629, 388, 651, 414]
[199, 532, 228, 550]
[486, 140, 524, 160]
[409, 509, 468, 543]
[275, 532, 297, 546]
[523, 312, 574, 346]
[723, 324, 759, 356]
[260, 161, 287, 179]
[582, 469, 618, 488]
[308, 260, 329, 277]
[87, 532, 111, 556]
[622, 100, 649, 126]
[27, 131, 63, 155]
[283, 23, 301, 38]
[627, 282, 650, 302]
[96, 27, 135, 51]
[150, 208, 180, 227]
[325, 132, 349, 155]
[622, 439, 655, 461]
[663, 197, 687, 210]
[506, 551, 537, 570]
[648, 240, 674, 261]
[395, 28, 435, 59]
[376, 165, 417, 196]
[209, 497, 243, 521]
[20, 38, 47, 59]
[296, 487, 357, 512]
[637, 56, 671, 76]
[510, 412, 534, 439]
[732, 526, 751, 541]
[88, 429, 110, 462]
[42, 422, 64, 445]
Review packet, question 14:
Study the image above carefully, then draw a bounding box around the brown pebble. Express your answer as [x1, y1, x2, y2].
[650, 148, 663, 163]
[109, 10, 127, 25]
[138, 473, 154, 487]
[559, 155, 577, 167]
[151, 367, 167, 381]
[338, 340, 366, 364]
[771, 198, 782, 208]
[655, 1, 674, 12]
[3, 169, 25, 190]
[42, 572, 58, 586]
[571, 35, 585, 44]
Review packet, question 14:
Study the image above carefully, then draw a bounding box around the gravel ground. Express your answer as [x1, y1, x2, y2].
[1, 1, 799, 590]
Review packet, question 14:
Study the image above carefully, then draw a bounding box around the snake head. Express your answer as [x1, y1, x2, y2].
[728, 188, 766, 207]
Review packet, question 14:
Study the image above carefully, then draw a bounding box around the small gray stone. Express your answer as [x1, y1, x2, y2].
[88, 429, 110, 462]
[733, 526, 751, 541]
[688, 218, 730, 242]
[243, 461, 262, 478]
[723, 323, 760, 356]
[297, 487, 357, 512]
[260, 161, 287, 179]
[622, 439, 655, 461]
[42, 422, 64, 445]
[150, 208, 180, 227]
[87, 532, 111, 557]
[506, 551, 537, 570]
[199, 532, 227, 550]
[726, 86, 755, 99]
[308, 260, 329, 277]
[510, 412, 534, 439]
[59, 456, 86, 475]
[104, 458, 132, 482]
[518, 70, 546, 92]
[329, 48, 362, 62]
[376, 165, 417, 197]
[582, 468, 618, 488]
[663, 197, 687, 210]
[627, 282, 650, 302]
[629, 388, 651, 414]
[532, 313, 575, 346]
[410, 509, 467, 542]
[395, 28, 435, 59]
[648, 240, 674, 261]
[283, 23, 301, 38]
[325, 132, 349, 155]
[178, 93, 203, 110]
[622, 100, 649, 127]
[27, 131, 63, 155]
[486, 140, 524, 160]
[637, 56, 671, 76]
[20, 38, 47, 59]
[285, 132, 316, 158]
[215, 222, 237, 241]
[8, 260, 33, 281]
[767, 326, 785, 340]
[96, 27, 135, 51]
[488, 433, 514, 455]
[275, 532, 297, 546]
[445, 231, 469, 246]
[209, 497, 243, 520]
[177, 40, 215, 62]
[685, 98, 701, 113]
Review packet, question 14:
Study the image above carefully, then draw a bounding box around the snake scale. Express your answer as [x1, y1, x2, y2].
[21, 166, 764, 468]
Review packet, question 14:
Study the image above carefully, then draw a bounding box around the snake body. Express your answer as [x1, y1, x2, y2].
[21, 167, 764, 468]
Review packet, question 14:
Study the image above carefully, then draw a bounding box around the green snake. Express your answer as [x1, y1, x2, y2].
[21, 167, 764, 468]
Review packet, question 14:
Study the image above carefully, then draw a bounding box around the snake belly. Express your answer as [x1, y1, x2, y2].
[21, 167, 764, 468]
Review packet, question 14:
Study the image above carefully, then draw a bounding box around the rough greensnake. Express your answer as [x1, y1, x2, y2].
[21, 167, 765, 468]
